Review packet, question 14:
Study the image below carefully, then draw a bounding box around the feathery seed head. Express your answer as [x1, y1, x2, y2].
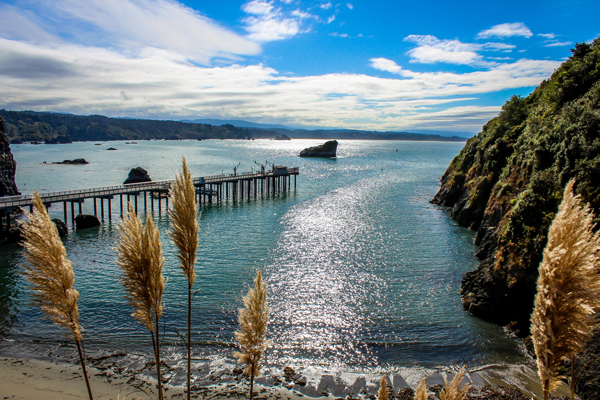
[168, 157, 199, 287]
[20, 192, 82, 342]
[439, 368, 470, 400]
[116, 204, 165, 331]
[414, 378, 428, 400]
[234, 269, 269, 377]
[378, 375, 388, 400]
[531, 179, 600, 389]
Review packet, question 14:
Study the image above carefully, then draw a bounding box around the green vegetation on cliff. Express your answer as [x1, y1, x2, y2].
[432, 39, 600, 399]
[433, 39, 600, 330]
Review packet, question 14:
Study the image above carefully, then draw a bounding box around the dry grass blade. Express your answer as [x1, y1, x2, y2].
[168, 157, 200, 400]
[531, 179, 600, 399]
[234, 269, 269, 400]
[168, 157, 199, 287]
[116, 204, 165, 400]
[378, 375, 389, 400]
[439, 368, 470, 400]
[116, 204, 165, 331]
[20, 191, 93, 399]
[414, 378, 427, 400]
[20, 192, 82, 342]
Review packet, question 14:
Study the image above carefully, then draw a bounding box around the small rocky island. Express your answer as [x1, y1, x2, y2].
[299, 140, 337, 158]
[53, 158, 89, 165]
[124, 167, 152, 184]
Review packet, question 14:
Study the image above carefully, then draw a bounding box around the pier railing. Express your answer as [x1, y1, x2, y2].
[0, 167, 300, 211]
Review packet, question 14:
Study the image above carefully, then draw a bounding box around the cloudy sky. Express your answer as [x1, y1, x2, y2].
[0, 0, 598, 134]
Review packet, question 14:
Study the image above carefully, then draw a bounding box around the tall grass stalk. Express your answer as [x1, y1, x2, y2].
[168, 157, 200, 400]
[378, 375, 389, 400]
[20, 192, 94, 400]
[235, 270, 269, 400]
[531, 180, 600, 400]
[439, 368, 470, 400]
[116, 204, 166, 400]
[414, 378, 427, 400]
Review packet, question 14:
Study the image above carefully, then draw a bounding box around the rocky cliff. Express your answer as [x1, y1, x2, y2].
[432, 39, 600, 397]
[0, 116, 19, 197]
[433, 38, 600, 332]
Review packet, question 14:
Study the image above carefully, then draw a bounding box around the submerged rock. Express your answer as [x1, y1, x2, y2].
[299, 140, 337, 158]
[53, 158, 89, 165]
[0, 116, 19, 197]
[124, 167, 151, 185]
[75, 214, 100, 230]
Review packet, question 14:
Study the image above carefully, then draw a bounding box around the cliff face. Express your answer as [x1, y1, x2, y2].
[432, 39, 600, 335]
[0, 116, 19, 197]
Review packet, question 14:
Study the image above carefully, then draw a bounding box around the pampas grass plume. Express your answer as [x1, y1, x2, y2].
[378, 375, 389, 400]
[414, 378, 427, 400]
[235, 269, 269, 400]
[20, 191, 93, 399]
[439, 368, 470, 400]
[116, 204, 165, 400]
[531, 179, 600, 400]
[169, 157, 199, 287]
[168, 157, 200, 400]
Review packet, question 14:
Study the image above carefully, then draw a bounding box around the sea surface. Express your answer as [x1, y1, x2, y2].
[0, 139, 528, 377]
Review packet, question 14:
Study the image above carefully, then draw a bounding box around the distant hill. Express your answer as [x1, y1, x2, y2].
[182, 118, 290, 130]
[0, 109, 467, 143]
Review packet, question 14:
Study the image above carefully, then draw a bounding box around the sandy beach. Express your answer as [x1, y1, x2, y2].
[0, 353, 575, 400]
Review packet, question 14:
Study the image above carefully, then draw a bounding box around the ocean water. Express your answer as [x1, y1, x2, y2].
[0, 139, 527, 376]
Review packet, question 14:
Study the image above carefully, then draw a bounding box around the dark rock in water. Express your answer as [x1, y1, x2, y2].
[45, 136, 72, 144]
[124, 167, 152, 185]
[4, 226, 22, 243]
[53, 158, 89, 165]
[299, 140, 337, 158]
[274, 134, 291, 140]
[10, 138, 23, 144]
[106, 147, 117, 150]
[0, 116, 20, 197]
[52, 218, 68, 236]
[75, 214, 100, 230]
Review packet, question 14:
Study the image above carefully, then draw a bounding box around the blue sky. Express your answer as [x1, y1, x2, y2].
[0, 0, 598, 134]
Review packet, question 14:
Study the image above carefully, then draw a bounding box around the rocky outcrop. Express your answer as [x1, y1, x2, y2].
[0, 117, 19, 197]
[53, 158, 89, 165]
[123, 167, 151, 185]
[52, 218, 68, 236]
[299, 140, 338, 158]
[74, 214, 100, 230]
[275, 134, 291, 140]
[432, 40, 600, 398]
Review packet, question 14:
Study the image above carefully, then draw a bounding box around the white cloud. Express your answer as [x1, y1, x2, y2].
[404, 35, 484, 65]
[327, 15, 336, 24]
[370, 58, 403, 74]
[482, 42, 516, 51]
[477, 23, 533, 39]
[0, 37, 561, 131]
[243, 0, 274, 15]
[242, 0, 303, 42]
[291, 9, 315, 19]
[544, 41, 573, 47]
[347, 3, 354, 9]
[320, 2, 332, 9]
[8, 0, 261, 65]
[538, 33, 556, 39]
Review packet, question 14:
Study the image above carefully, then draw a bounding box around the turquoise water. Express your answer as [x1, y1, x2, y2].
[0, 139, 526, 373]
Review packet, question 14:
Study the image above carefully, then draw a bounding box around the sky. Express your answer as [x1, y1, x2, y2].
[0, 0, 599, 135]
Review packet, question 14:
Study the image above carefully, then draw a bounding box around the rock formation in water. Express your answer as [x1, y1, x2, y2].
[74, 214, 100, 230]
[432, 40, 600, 398]
[53, 158, 89, 165]
[0, 117, 19, 197]
[52, 218, 68, 237]
[123, 167, 151, 185]
[299, 140, 338, 157]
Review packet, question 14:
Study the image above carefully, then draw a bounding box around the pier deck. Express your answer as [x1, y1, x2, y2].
[0, 167, 298, 234]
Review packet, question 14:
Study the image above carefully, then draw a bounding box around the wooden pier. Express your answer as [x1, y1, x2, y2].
[0, 166, 298, 235]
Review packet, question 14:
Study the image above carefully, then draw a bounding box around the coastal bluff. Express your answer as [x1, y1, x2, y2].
[431, 40, 600, 399]
[299, 140, 338, 157]
[0, 116, 19, 197]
